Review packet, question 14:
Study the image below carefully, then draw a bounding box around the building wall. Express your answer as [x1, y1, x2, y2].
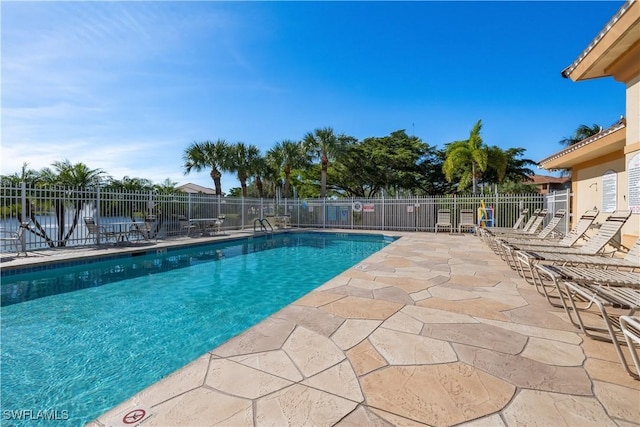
[623, 70, 640, 247]
[573, 153, 638, 247]
[627, 76, 640, 148]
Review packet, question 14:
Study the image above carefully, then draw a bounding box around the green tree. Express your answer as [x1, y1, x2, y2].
[302, 127, 346, 198]
[499, 180, 538, 194]
[559, 124, 602, 147]
[415, 148, 455, 195]
[1, 162, 40, 186]
[36, 160, 108, 247]
[227, 142, 262, 197]
[485, 146, 508, 185]
[107, 176, 155, 192]
[267, 140, 308, 198]
[482, 147, 536, 187]
[154, 178, 179, 194]
[183, 139, 230, 196]
[329, 130, 434, 197]
[443, 120, 488, 194]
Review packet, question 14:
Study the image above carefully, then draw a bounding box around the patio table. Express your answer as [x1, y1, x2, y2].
[189, 218, 224, 236]
[107, 221, 144, 243]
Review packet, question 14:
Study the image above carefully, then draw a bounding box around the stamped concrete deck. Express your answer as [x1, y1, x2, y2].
[5, 231, 639, 426]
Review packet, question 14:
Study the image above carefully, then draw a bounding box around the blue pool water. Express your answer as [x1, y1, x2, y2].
[0, 232, 392, 426]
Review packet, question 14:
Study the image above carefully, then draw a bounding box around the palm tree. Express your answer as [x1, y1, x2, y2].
[267, 140, 308, 198]
[485, 146, 508, 185]
[38, 160, 107, 247]
[107, 176, 154, 192]
[481, 146, 537, 189]
[183, 139, 230, 196]
[154, 178, 179, 194]
[302, 127, 344, 198]
[252, 155, 270, 198]
[227, 142, 262, 197]
[442, 120, 488, 194]
[559, 124, 602, 147]
[46, 160, 106, 187]
[1, 162, 39, 186]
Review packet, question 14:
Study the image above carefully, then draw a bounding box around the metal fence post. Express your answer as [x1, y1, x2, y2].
[382, 193, 385, 231]
[20, 182, 27, 252]
[322, 198, 326, 229]
[495, 192, 499, 228]
[241, 196, 245, 230]
[96, 187, 101, 245]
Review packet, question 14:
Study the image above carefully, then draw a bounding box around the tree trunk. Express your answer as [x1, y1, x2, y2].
[472, 163, 477, 195]
[55, 200, 65, 247]
[256, 176, 264, 198]
[321, 156, 328, 198]
[210, 169, 223, 196]
[239, 172, 248, 197]
[284, 165, 291, 198]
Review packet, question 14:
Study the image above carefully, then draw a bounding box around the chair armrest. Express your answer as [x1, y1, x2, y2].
[0, 230, 20, 240]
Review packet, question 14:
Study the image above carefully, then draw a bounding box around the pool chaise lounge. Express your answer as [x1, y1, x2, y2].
[485, 208, 571, 255]
[559, 280, 640, 379]
[504, 210, 632, 276]
[479, 208, 547, 238]
[480, 210, 640, 381]
[497, 208, 591, 247]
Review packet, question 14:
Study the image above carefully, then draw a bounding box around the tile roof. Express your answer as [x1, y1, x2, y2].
[538, 118, 626, 167]
[561, 1, 634, 78]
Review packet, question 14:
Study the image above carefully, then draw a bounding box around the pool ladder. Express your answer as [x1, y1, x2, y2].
[254, 218, 274, 234]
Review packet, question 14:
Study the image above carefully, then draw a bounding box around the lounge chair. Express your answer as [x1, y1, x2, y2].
[484, 207, 529, 233]
[559, 280, 639, 379]
[129, 216, 157, 242]
[519, 238, 640, 271]
[497, 209, 598, 248]
[499, 209, 569, 243]
[619, 316, 640, 379]
[532, 263, 640, 308]
[458, 209, 475, 233]
[435, 209, 452, 233]
[482, 208, 544, 236]
[178, 215, 197, 237]
[511, 210, 632, 280]
[84, 217, 118, 245]
[496, 209, 597, 262]
[0, 223, 28, 256]
[488, 209, 571, 255]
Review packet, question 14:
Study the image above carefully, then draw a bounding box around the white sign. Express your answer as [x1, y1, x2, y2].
[601, 170, 617, 213]
[629, 153, 640, 214]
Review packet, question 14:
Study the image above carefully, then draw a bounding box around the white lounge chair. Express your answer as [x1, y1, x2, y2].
[458, 209, 475, 233]
[435, 209, 452, 233]
[0, 223, 27, 256]
[84, 217, 118, 245]
[559, 280, 640, 380]
[620, 316, 640, 379]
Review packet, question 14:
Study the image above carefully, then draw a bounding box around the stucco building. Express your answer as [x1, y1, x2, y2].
[538, 0, 639, 248]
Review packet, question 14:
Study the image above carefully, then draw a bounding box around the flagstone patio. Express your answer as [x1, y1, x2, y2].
[9, 231, 636, 426]
[79, 231, 639, 427]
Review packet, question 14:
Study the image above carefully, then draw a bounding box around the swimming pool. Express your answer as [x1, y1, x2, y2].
[0, 232, 393, 426]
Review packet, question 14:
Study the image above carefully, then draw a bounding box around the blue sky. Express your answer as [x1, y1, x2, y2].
[1, 1, 625, 193]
